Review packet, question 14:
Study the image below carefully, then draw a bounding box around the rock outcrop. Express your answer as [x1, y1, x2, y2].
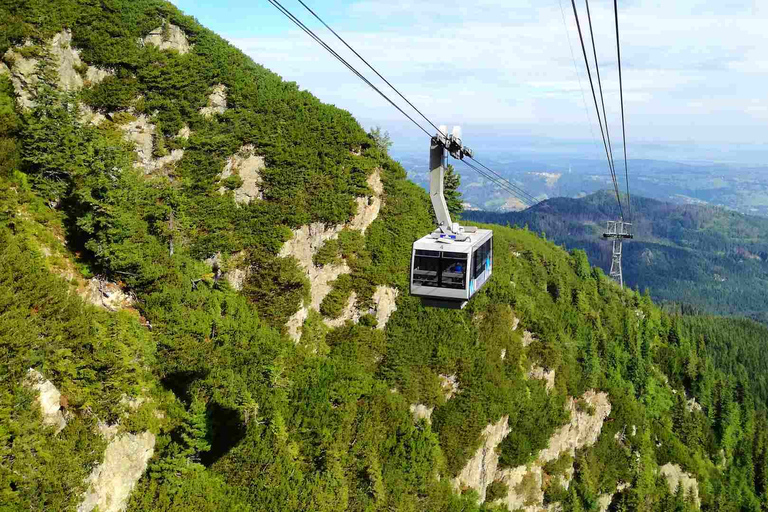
[660, 463, 700, 507]
[454, 416, 511, 501]
[440, 374, 460, 400]
[143, 23, 191, 54]
[281, 169, 386, 340]
[50, 30, 84, 92]
[2, 30, 112, 109]
[120, 114, 184, 174]
[2, 44, 40, 108]
[454, 390, 612, 511]
[25, 369, 67, 434]
[218, 145, 264, 204]
[409, 403, 434, 424]
[200, 84, 227, 117]
[372, 285, 398, 330]
[81, 278, 135, 312]
[528, 365, 556, 393]
[537, 391, 611, 463]
[522, 330, 536, 347]
[348, 170, 383, 233]
[77, 431, 156, 512]
[323, 292, 360, 329]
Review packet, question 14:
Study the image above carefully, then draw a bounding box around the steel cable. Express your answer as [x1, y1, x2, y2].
[614, 0, 631, 222]
[569, 0, 624, 220]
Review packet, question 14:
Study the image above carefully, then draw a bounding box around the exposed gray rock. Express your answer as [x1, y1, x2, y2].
[538, 390, 611, 463]
[280, 168, 385, 339]
[528, 365, 556, 392]
[218, 145, 264, 204]
[176, 124, 192, 139]
[77, 432, 155, 512]
[660, 463, 700, 507]
[323, 292, 360, 329]
[50, 29, 84, 92]
[84, 65, 113, 85]
[25, 369, 67, 434]
[372, 285, 398, 329]
[143, 23, 191, 54]
[2, 44, 39, 108]
[453, 416, 511, 502]
[120, 114, 184, 174]
[286, 306, 310, 342]
[81, 278, 134, 312]
[78, 104, 107, 126]
[522, 330, 536, 347]
[121, 114, 155, 170]
[687, 398, 702, 413]
[455, 390, 611, 511]
[440, 374, 460, 400]
[409, 403, 434, 424]
[348, 169, 383, 233]
[597, 494, 613, 512]
[205, 251, 250, 291]
[200, 84, 227, 117]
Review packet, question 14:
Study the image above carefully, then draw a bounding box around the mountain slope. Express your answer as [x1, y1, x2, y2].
[465, 191, 768, 320]
[2, 2, 768, 512]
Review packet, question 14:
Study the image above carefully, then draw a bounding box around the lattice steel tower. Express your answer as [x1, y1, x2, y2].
[602, 220, 633, 288]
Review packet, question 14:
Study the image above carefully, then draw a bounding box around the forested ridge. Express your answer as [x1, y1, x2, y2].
[465, 191, 768, 322]
[2, 1, 768, 511]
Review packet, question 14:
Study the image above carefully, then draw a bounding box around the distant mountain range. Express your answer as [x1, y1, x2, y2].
[395, 151, 768, 217]
[464, 191, 768, 321]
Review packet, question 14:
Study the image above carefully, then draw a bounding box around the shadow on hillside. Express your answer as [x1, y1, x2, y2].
[161, 371, 247, 467]
[201, 403, 247, 467]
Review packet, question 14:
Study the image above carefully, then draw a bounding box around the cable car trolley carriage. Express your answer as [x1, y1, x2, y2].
[410, 126, 494, 309]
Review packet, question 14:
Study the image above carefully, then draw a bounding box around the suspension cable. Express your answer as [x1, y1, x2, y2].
[269, 0, 540, 209]
[461, 159, 535, 207]
[296, 0, 447, 138]
[558, 0, 601, 157]
[294, 0, 539, 207]
[614, 0, 631, 222]
[585, 0, 618, 183]
[266, 0, 433, 138]
[467, 157, 539, 205]
[569, 0, 624, 220]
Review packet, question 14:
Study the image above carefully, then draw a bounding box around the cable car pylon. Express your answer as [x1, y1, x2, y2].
[602, 220, 632, 288]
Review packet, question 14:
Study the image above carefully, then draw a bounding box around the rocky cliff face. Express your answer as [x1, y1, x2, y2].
[660, 463, 700, 507]
[25, 369, 67, 434]
[218, 145, 264, 204]
[142, 23, 191, 54]
[1, 29, 112, 109]
[280, 169, 398, 340]
[454, 390, 612, 510]
[77, 431, 156, 512]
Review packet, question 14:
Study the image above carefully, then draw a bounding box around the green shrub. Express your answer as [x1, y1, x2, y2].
[486, 479, 509, 502]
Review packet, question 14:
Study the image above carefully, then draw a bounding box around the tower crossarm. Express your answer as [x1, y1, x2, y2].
[602, 220, 633, 239]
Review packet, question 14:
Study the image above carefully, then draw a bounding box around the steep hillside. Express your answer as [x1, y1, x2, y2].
[2, 2, 768, 512]
[465, 191, 768, 320]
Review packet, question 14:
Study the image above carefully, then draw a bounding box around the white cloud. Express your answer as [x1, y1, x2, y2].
[226, 0, 768, 145]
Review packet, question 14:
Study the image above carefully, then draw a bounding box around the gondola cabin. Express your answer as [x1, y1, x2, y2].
[410, 228, 493, 309]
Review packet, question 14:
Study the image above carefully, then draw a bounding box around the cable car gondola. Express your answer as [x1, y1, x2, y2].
[410, 126, 494, 309]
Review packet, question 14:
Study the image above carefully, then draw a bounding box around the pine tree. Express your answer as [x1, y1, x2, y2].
[444, 164, 463, 218]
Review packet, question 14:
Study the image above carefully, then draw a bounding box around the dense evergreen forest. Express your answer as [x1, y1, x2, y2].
[465, 192, 768, 322]
[2, 1, 768, 511]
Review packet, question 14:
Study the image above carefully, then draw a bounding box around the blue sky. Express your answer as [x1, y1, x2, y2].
[170, 0, 768, 161]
